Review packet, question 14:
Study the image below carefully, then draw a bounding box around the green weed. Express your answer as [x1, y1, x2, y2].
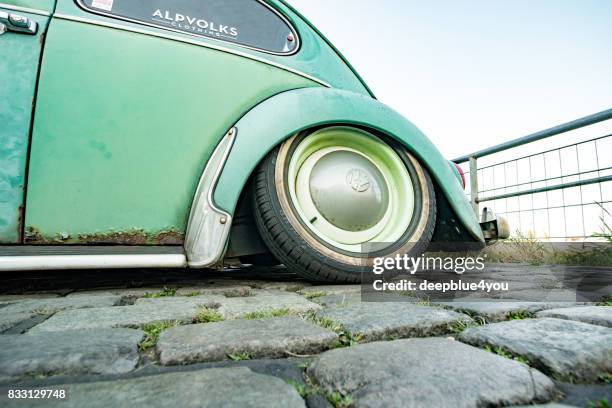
[327, 391, 354, 408]
[304, 291, 328, 300]
[139, 321, 178, 351]
[587, 397, 610, 408]
[483, 345, 530, 365]
[227, 352, 251, 361]
[285, 379, 311, 398]
[597, 296, 612, 307]
[193, 307, 223, 323]
[506, 310, 535, 320]
[143, 287, 177, 298]
[598, 373, 612, 383]
[307, 313, 362, 347]
[242, 308, 292, 319]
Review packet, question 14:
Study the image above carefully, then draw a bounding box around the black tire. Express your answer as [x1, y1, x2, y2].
[251, 130, 436, 283]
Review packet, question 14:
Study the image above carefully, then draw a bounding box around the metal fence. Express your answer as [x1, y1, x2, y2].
[453, 108, 612, 240]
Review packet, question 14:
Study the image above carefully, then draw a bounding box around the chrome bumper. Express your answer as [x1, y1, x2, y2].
[480, 207, 510, 243]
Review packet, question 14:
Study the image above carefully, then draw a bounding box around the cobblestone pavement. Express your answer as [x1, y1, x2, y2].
[0, 266, 610, 407]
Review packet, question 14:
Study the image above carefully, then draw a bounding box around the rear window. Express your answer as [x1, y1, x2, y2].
[78, 0, 299, 55]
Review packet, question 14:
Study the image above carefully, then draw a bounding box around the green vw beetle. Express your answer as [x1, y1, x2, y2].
[0, 0, 506, 281]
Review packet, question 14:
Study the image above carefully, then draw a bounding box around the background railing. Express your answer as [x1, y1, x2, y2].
[454, 108, 612, 240]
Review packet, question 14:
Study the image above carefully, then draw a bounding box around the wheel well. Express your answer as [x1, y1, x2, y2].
[224, 173, 273, 259]
[224, 126, 479, 259]
[430, 180, 481, 245]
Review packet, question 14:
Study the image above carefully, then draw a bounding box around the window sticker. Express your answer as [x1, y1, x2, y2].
[77, 0, 298, 55]
[91, 0, 113, 11]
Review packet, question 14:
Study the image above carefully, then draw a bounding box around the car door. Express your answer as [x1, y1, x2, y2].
[0, 1, 55, 243]
[24, 0, 318, 245]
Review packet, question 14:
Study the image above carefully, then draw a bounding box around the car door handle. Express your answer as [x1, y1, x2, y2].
[0, 11, 38, 35]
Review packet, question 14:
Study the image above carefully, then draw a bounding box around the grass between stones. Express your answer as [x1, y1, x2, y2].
[553, 372, 580, 384]
[306, 313, 362, 348]
[139, 308, 224, 351]
[597, 296, 612, 306]
[285, 379, 354, 408]
[141, 287, 254, 299]
[587, 396, 610, 408]
[242, 308, 293, 319]
[143, 287, 177, 298]
[413, 297, 432, 306]
[303, 291, 328, 300]
[506, 310, 535, 320]
[552, 371, 612, 386]
[285, 379, 310, 398]
[139, 321, 179, 351]
[396, 294, 434, 305]
[599, 373, 612, 383]
[446, 307, 534, 328]
[193, 307, 224, 323]
[227, 352, 251, 361]
[482, 344, 530, 366]
[447, 316, 487, 334]
[297, 360, 311, 369]
[26, 372, 50, 381]
[327, 391, 354, 408]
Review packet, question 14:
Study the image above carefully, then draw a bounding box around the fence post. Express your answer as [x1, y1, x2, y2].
[469, 156, 479, 218]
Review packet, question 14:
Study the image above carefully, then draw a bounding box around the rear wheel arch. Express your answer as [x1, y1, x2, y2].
[224, 123, 481, 273]
[212, 88, 483, 244]
[225, 123, 427, 264]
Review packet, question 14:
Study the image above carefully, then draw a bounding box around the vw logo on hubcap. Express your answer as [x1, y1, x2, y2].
[307, 150, 389, 232]
[346, 169, 371, 192]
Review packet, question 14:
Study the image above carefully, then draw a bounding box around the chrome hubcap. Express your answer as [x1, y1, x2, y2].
[287, 126, 415, 252]
[309, 150, 389, 232]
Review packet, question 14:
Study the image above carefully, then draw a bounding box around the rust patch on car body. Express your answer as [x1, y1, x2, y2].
[24, 226, 44, 243]
[24, 227, 184, 245]
[16, 205, 24, 242]
[153, 231, 185, 245]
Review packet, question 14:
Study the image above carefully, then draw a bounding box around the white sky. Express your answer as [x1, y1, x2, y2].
[290, 0, 612, 160]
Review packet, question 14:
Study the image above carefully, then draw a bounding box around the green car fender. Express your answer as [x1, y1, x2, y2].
[212, 87, 484, 242]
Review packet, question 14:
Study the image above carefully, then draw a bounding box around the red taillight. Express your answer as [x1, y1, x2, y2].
[454, 163, 466, 189]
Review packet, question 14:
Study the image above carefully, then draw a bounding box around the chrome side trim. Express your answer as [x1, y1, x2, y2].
[0, 254, 187, 271]
[74, 0, 300, 56]
[184, 129, 236, 267]
[0, 3, 50, 16]
[53, 13, 330, 88]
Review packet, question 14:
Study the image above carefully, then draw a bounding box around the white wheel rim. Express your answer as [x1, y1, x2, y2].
[287, 127, 415, 252]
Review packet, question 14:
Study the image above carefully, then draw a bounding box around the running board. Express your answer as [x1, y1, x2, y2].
[0, 246, 187, 271]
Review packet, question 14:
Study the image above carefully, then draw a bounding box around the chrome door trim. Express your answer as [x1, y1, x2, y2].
[184, 129, 236, 267]
[74, 0, 300, 56]
[0, 3, 51, 16]
[52, 13, 330, 87]
[0, 254, 187, 271]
